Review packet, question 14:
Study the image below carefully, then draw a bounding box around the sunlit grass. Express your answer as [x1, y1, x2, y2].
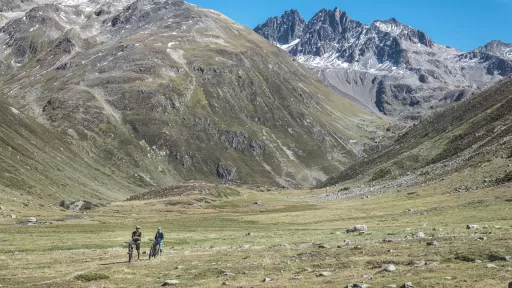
[1, 180, 511, 287]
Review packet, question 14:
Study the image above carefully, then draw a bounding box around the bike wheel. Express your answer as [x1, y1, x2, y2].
[128, 244, 133, 263]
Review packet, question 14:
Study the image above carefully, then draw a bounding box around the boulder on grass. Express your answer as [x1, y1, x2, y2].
[346, 225, 367, 233]
[162, 280, 180, 286]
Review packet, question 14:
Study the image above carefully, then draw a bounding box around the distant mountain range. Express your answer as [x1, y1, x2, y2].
[255, 8, 512, 120]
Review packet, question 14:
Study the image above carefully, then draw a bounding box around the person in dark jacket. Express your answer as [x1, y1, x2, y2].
[131, 225, 142, 261]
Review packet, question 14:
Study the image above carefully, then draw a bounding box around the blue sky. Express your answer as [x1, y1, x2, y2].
[189, 0, 512, 51]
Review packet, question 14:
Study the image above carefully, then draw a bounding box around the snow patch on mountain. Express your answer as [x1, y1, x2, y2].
[373, 19, 405, 36]
[278, 39, 300, 52]
[296, 52, 348, 69]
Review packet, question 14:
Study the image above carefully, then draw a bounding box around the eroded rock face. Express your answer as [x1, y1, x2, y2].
[216, 163, 237, 183]
[0, 0, 34, 12]
[254, 9, 305, 45]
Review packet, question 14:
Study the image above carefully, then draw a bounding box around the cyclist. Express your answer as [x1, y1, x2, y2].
[154, 226, 165, 254]
[131, 225, 142, 261]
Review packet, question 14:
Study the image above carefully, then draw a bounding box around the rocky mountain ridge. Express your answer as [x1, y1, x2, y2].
[255, 8, 512, 120]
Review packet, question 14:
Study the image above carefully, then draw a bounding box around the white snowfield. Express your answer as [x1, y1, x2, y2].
[278, 39, 300, 52]
[373, 20, 408, 36]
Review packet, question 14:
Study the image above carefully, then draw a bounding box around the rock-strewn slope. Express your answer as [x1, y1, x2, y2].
[0, 0, 384, 202]
[321, 75, 512, 188]
[255, 8, 512, 120]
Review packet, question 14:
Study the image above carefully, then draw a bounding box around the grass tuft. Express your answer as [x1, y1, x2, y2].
[74, 272, 110, 282]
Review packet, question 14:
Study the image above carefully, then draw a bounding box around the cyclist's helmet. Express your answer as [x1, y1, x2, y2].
[136, 225, 141, 229]
[157, 226, 162, 230]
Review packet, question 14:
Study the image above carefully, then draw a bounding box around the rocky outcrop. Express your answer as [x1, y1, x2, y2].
[0, 0, 34, 12]
[216, 163, 237, 183]
[254, 9, 305, 45]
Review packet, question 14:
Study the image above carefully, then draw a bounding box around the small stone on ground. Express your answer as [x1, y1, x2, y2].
[382, 264, 397, 272]
[162, 280, 180, 286]
[346, 225, 367, 233]
[347, 284, 371, 288]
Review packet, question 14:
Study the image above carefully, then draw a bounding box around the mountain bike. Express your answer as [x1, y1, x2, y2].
[149, 239, 161, 260]
[127, 241, 134, 263]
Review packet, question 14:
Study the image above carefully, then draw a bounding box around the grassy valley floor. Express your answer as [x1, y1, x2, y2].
[0, 180, 511, 287]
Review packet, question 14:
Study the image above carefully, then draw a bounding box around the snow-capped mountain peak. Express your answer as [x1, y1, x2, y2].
[255, 7, 512, 120]
[473, 40, 512, 60]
